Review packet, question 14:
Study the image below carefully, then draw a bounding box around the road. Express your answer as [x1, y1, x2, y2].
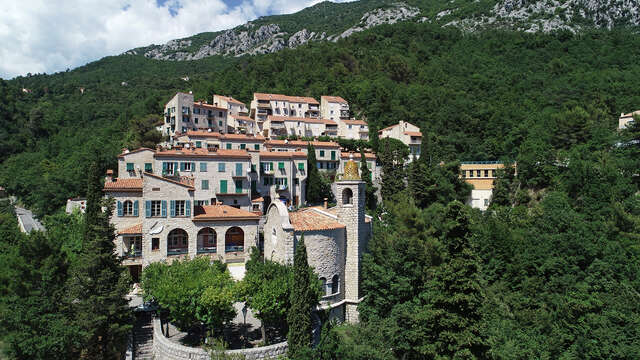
[15, 207, 45, 233]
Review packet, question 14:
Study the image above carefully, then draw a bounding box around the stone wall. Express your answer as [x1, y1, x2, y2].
[153, 318, 288, 360]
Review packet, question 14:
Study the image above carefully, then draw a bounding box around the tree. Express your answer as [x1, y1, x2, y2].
[359, 148, 377, 211]
[239, 247, 292, 344]
[378, 138, 409, 201]
[124, 114, 163, 149]
[489, 163, 518, 208]
[407, 159, 471, 208]
[67, 162, 132, 359]
[306, 143, 330, 205]
[288, 235, 316, 358]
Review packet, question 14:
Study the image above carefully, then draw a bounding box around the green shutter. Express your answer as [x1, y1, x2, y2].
[174, 162, 179, 174]
[254, 144, 260, 150]
[220, 180, 227, 194]
[226, 143, 231, 149]
[331, 151, 336, 160]
[236, 163, 243, 176]
[126, 163, 134, 171]
[195, 141, 202, 148]
[185, 200, 191, 217]
[133, 200, 139, 216]
[202, 180, 209, 190]
[200, 162, 207, 172]
[278, 162, 285, 170]
[162, 162, 168, 173]
[240, 144, 246, 150]
[270, 162, 274, 171]
[145, 201, 151, 217]
[191, 162, 195, 172]
[161, 201, 167, 217]
[298, 162, 304, 171]
[145, 163, 152, 172]
[170, 200, 176, 217]
[320, 150, 325, 157]
[235, 179, 243, 193]
[218, 163, 225, 172]
[117, 201, 123, 216]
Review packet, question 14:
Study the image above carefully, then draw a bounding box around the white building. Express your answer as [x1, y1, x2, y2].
[162, 92, 228, 136]
[378, 121, 422, 158]
[460, 161, 506, 211]
[619, 111, 639, 130]
[320, 96, 350, 121]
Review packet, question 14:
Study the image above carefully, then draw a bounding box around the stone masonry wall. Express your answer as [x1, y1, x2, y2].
[153, 318, 287, 360]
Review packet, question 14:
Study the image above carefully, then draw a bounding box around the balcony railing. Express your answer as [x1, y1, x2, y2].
[167, 248, 188, 256]
[123, 250, 142, 258]
[225, 245, 244, 253]
[197, 247, 217, 254]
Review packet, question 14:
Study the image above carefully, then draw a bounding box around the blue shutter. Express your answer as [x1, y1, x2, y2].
[180, 162, 185, 171]
[170, 200, 176, 217]
[161, 200, 167, 217]
[200, 162, 207, 172]
[133, 200, 139, 217]
[174, 162, 179, 173]
[117, 201, 123, 217]
[162, 162, 167, 173]
[185, 200, 191, 217]
[145, 201, 151, 218]
[191, 162, 195, 172]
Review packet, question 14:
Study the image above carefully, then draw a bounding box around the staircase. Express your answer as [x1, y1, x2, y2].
[133, 312, 154, 360]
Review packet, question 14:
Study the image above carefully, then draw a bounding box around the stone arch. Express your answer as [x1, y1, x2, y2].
[167, 228, 188, 254]
[342, 188, 353, 205]
[225, 226, 244, 252]
[331, 274, 340, 294]
[123, 200, 134, 216]
[197, 227, 217, 253]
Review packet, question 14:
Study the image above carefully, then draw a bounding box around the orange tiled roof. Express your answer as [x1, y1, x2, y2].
[259, 151, 307, 159]
[103, 178, 143, 191]
[185, 130, 222, 138]
[221, 133, 265, 141]
[265, 139, 339, 148]
[117, 148, 155, 158]
[404, 131, 422, 137]
[215, 95, 245, 106]
[340, 152, 376, 160]
[194, 102, 226, 111]
[289, 208, 346, 231]
[143, 172, 195, 189]
[251, 197, 264, 203]
[621, 110, 640, 117]
[192, 204, 260, 221]
[321, 95, 348, 104]
[342, 119, 367, 126]
[254, 93, 319, 105]
[229, 115, 255, 122]
[379, 124, 398, 132]
[154, 147, 251, 159]
[118, 223, 142, 235]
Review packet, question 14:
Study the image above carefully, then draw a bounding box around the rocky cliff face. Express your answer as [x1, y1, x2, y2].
[142, 2, 420, 61]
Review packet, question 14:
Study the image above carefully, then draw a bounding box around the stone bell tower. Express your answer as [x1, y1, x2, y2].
[335, 155, 366, 323]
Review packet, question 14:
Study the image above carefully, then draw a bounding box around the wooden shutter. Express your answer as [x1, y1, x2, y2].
[220, 180, 227, 193]
[145, 201, 151, 218]
[236, 163, 242, 176]
[161, 200, 167, 217]
[133, 200, 139, 217]
[170, 200, 176, 217]
[185, 200, 191, 217]
[117, 201, 123, 216]
[191, 162, 195, 171]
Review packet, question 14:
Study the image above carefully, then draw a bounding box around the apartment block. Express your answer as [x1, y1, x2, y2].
[213, 95, 248, 116]
[378, 121, 422, 158]
[460, 161, 506, 211]
[250, 93, 320, 133]
[264, 140, 341, 172]
[321, 96, 350, 121]
[163, 92, 227, 136]
[263, 116, 338, 138]
[619, 111, 639, 130]
[339, 119, 369, 140]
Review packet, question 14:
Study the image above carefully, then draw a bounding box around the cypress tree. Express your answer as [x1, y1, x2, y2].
[306, 143, 324, 205]
[359, 148, 377, 211]
[379, 138, 409, 201]
[287, 235, 313, 358]
[68, 162, 132, 359]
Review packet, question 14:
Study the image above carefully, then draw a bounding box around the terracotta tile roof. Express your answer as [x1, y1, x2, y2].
[215, 95, 245, 106]
[192, 204, 260, 221]
[229, 115, 255, 122]
[118, 223, 142, 235]
[186, 130, 222, 138]
[259, 151, 307, 159]
[267, 116, 336, 125]
[340, 152, 377, 160]
[265, 140, 340, 148]
[251, 197, 264, 203]
[342, 119, 367, 126]
[321, 95, 348, 104]
[154, 147, 251, 159]
[289, 208, 345, 231]
[194, 102, 226, 111]
[379, 124, 399, 132]
[254, 93, 319, 105]
[404, 131, 422, 137]
[117, 148, 155, 158]
[103, 178, 143, 191]
[143, 172, 195, 189]
[221, 133, 265, 141]
[621, 110, 640, 117]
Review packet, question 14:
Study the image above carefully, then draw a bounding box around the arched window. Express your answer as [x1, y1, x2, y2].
[342, 188, 353, 205]
[123, 200, 133, 216]
[331, 274, 339, 294]
[167, 228, 188, 254]
[225, 227, 244, 253]
[197, 228, 216, 253]
[320, 277, 327, 296]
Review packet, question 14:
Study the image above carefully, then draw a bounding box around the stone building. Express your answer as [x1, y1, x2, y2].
[162, 92, 228, 137]
[378, 121, 422, 158]
[263, 156, 371, 323]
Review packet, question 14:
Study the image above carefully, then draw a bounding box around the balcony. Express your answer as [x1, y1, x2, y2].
[216, 190, 249, 196]
[123, 250, 142, 259]
[197, 247, 217, 254]
[225, 245, 244, 253]
[270, 122, 285, 129]
[167, 247, 188, 256]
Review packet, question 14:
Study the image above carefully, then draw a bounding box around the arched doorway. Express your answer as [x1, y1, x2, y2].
[197, 228, 217, 254]
[167, 228, 188, 255]
[225, 227, 244, 253]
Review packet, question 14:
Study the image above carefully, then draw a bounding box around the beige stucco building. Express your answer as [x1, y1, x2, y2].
[619, 111, 639, 130]
[460, 161, 506, 211]
[378, 121, 422, 158]
[320, 96, 350, 121]
[264, 158, 371, 323]
[163, 92, 228, 137]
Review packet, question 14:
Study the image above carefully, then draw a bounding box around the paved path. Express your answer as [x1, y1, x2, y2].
[15, 207, 45, 233]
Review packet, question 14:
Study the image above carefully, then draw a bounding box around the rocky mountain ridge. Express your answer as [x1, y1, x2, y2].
[132, 0, 640, 62]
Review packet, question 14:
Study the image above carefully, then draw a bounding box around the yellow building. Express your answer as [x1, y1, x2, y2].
[460, 161, 506, 210]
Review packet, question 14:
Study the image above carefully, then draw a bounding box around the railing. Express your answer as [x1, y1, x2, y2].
[197, 247, 217, 254]
[123, 250, 142, 258]
[167, 248, 188, 255]
[225, 245, 244, 253]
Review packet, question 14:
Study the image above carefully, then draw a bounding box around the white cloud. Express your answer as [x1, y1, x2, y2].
[0, 0, 348, 79]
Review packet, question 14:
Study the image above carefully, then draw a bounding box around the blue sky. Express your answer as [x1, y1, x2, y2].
[0, 0, 352, 79]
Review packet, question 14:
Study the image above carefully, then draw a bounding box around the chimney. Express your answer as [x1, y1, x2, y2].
[323, 198, 328, 209]
[121, 148, 129, 154]
[105, 169, 114, 183]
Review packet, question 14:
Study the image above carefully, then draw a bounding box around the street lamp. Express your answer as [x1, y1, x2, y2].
[242, 303, 248, 348]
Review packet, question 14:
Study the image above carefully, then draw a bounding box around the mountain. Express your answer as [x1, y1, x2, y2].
[134, 0, 640, 61]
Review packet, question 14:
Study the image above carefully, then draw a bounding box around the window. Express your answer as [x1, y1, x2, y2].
[278, 162, 285, 170]
[484, 199, 490, 207]
[219, 120, 223, 127]
[200, 162, 207, 172]
[468, 170, 474, 178]
[330, 110, 334, 114]
[218, 163, 225, 172]
[319, 150, 325, 157]
[484, 170, 489, 177]
[476, 170, 481, 177]
[151, 200, 162, 217]
[261, 162, 274, 172]
[349, 125, 352, 129]
[226, 143, 232, 150]
[235, 179, 243, 193]
[126, 162, 134, 171]
[194, 118, 198, 124]
[196, 141, 202, 148]
[276, 178, 287, 186]
[342, 188, 353, 205]
[152, 238, 159, 251]
[236, 163, 243, 176]
[218, 111, 223, 117]
[202, 180, 209, 190]
[331, 274, 339, 294]
[174, 200, 186, 216]
[220, 180, 228, 193]
[320, 277, 327, 296]
[254, 144, 260, 150]
[144, 163, 152, 172]
[163, 162, 175, 175]
[123, 200, 133, 216]
[195, 200, 209, 206]
[181, 162, 193, 172]
[331, 151, 336, 160]
[251, 164, 256, 172]
[294, 178, 299, 185]
[198, 228, 217, 251]
[298, 162, 304, 171]
[168, 228, 188, 252]
[318, 162, 323, 169]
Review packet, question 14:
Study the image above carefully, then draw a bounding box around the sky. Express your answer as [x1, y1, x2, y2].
[0, 0, 351, 79]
